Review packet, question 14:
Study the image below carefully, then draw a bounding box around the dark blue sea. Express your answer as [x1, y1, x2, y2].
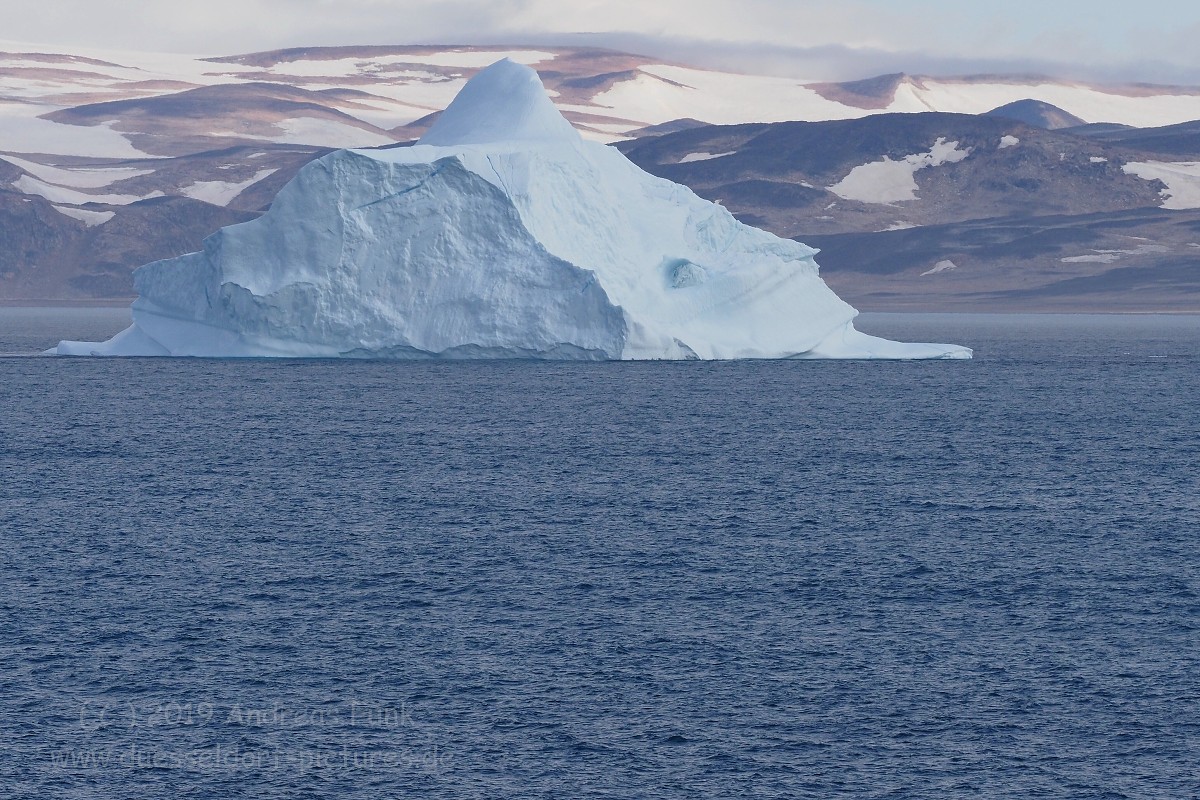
[2, 309, 1198, 799]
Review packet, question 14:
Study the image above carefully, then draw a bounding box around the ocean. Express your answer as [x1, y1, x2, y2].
[2, 308, 1198, 798]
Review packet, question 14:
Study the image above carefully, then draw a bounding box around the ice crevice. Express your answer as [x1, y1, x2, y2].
[353, 161, 450, 211]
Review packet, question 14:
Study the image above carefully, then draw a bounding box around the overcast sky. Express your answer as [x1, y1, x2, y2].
[4, 0, 1200, 83]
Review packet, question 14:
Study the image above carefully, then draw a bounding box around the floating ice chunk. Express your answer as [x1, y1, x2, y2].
[54, 60, 970, 361]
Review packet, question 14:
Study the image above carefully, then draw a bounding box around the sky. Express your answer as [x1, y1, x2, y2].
[3, 0, 1200, 84]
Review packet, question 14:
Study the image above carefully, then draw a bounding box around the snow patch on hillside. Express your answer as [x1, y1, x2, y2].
[998, 135, 1019, 149]
[1, 154, 153, 188]
[52, 205, 115, 226]
[12, 174, 161, 205]
[828, 138, 971, 204]
[283, 117, 396, 148]
[264, 51, 555, 83]
[179, 169, 278, 206]
[390, 50, 557, 68]
[921, 259, 958, 276]
[0, 101, 152, 158]
[232, 117, 396, 149]
[902, 79, 1200, 128]
[269, 59, 442, 80]
[284, 50, 557, 72]
[678, 151, 734, 163]
[590, 65, 861, 127]
[1061, 243, 1171, 263]
[1122, 161, 1200, 209]
[1061, 253, 1122, 264]
[347, 79, 468, 120]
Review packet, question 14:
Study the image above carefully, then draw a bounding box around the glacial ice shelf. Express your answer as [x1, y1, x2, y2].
[53, 59, 970, 360]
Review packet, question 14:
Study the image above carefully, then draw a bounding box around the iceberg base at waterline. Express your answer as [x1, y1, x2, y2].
[52, 60, 970, 361]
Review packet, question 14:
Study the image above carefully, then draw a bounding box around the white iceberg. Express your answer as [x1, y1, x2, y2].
[53, 60, 970, 360]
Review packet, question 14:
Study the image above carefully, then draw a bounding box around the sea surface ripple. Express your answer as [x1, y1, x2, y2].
[1, 311, 1198, 798]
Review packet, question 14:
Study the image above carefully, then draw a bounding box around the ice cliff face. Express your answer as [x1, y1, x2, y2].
[54, 59, 970, 359]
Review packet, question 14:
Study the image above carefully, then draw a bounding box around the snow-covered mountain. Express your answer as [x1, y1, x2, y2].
[620, 114, 1200, 311]
[5, 43, 1200, 156]
[53, 60, 969, 360]
[4, 41, 1200, 308]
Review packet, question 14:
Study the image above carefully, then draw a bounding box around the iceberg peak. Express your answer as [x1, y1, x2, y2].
[418, 59, 580, 147]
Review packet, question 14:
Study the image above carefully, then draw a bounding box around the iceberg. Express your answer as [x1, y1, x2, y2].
[53, 60, 970, 360]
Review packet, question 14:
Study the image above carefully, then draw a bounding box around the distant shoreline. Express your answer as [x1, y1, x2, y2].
[3, 298, 1199, 316]
[0, 299, 135, 308]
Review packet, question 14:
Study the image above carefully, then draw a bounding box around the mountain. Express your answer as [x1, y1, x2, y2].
[618, 115, 1200, 311]
[1067, 119, 1200, 157]
[55, 61, 968, 360]
[985, 99, 1086, 129]
[3, 42, 1200, 308]
[0, 144, 325, 298]
[617, 113, 1163, 236]
[41, 83, 395, 156]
